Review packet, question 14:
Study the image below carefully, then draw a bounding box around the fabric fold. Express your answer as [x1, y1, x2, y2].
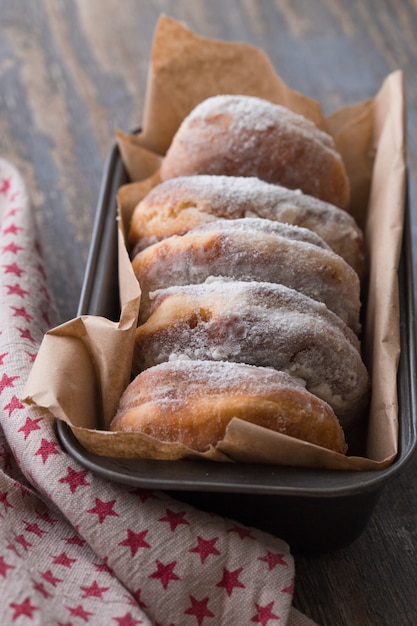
[0, 157, 315, 626]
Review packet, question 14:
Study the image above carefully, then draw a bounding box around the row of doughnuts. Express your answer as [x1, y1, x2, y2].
[128, 173, 365, 277]
[110, 94, 370, 456]
[132, 217, 362, 331]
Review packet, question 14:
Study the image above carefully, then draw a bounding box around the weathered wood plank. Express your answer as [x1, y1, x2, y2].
[1, 1, 417, 623]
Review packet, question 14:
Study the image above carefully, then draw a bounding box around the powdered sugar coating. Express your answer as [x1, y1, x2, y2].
[132, 218, 361, 331]
[160, 95, 350, 209]
[133, 280, 368, 428]
[186, 95, 334, 147]
[129, 175, 364, 275]
[110, 359, 347, 454]
[188, 217, 330, 249]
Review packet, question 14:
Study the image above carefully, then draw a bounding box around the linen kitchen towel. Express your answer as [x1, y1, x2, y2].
[0, 157, 316, 625]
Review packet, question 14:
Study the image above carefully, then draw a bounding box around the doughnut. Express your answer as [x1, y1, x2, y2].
[131, 217, 361, 332]
[132, 280, 369, 428]
[159, 95, 350, 209]
[110, 360, 348, 454]
[129, 175, 365, 276]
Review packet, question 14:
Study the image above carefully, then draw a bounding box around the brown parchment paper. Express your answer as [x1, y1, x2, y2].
[23, 16, 406, 471]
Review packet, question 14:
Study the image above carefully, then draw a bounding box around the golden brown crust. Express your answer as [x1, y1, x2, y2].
[132, 218, 361, 332]
[159, 95, 351, 209]
[129, 175, 365, 276]
[120, 97, 368, 457]
[132, 281, 369, 428]
[110, 360, 347, 454]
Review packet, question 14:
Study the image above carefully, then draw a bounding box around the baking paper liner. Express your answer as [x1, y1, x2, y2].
[24, 16, 406, 470]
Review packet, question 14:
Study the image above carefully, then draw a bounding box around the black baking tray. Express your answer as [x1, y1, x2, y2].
[57, 140, 417, 554]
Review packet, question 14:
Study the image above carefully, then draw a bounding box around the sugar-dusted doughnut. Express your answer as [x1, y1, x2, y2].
[110, 359, 348, 454]
[160, 95, 350, 209]
[129, 175, 365, 276]
[131, 217, 361, 332]
[132, 280, 369, 428]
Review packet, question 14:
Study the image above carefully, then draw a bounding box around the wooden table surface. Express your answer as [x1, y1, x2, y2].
[2, 1, 417, 624]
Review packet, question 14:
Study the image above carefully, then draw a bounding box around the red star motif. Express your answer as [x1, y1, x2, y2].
[1, 242, 23, 254]
[41, 309, 52, 327]
[282, 579, 294, 594]
[40, 285, 51, 301]
[5, 205, 20, 216]
[118, 528, 151, 556]
[18, 416, 42, 439]
[129, 487, 158, 502]
[0, 490, 13, 510]
[0, 373, 19, 394]
[149, 560, 180, 590]
[40, 569, 63, 587]
[14, 534, 32, 551]
[3, 260, 24, 276]
[112, 613, 144, 626]
[36, 509, 59, 525]
[51, 552, 77, 568]
[66, 604, 94, 622]
[227, 524, 256, 540]
[184, 596, 215, 625]
[0, 555, 15, 578]
[35, 438, 60, 463]
[258, 551, 288, 570]
[59, 466, 90, 493]
[251, 601, 280, 625]
[6, 542, 21, 557]
[17, 327, 36, 343]
[0, 352, 8, 365]
[0, 177, 11, 195]
[3, 223, 22, 236]
[131, 588, 147, 609]
[158, 508, 190, 531]
[23, 520, 47, 537]
[64, 535, 86, 547]
[9, 596, 39, 620]
[80, 580, 110, 599]
[37, 263, 47, 281]
[14, 481, 29, 497]
[93, 557, 114, 576]
[5, 283, 29, 298]
[3, 394, 24, 416]
[11, 305, 33, 322]
[32, 580, 52, 598]
[25, 351, 37, 362]
[189, 536, 220, 563]
[87, 498, 119, 523]
[216, 567, 245, 596]
[123, 594, 139, 607]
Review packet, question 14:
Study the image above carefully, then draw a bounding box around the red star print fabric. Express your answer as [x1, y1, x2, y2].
[0, 159, 317, 625]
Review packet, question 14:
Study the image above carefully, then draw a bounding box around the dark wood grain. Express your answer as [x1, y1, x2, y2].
[1, 1, 417, 624]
